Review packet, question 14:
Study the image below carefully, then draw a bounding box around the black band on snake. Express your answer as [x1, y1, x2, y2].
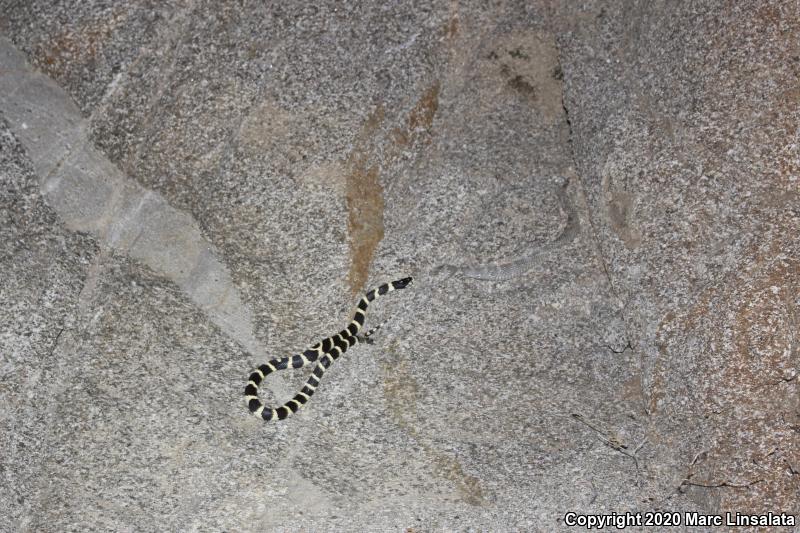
[244, 277, 412, 421]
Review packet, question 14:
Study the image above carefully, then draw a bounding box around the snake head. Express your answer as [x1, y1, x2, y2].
[393, 277, 412, 289]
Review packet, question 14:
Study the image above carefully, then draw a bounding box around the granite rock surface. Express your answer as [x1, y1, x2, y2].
[1, 1, 797, 531]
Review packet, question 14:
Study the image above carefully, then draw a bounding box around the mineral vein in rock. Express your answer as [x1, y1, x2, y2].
[0, 38, 264, 357]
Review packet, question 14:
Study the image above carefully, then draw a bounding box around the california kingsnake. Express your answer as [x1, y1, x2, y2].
[244, 277, 412, 421]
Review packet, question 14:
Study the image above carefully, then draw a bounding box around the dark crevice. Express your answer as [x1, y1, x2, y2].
[555, 41, 623, 304]
[561, 93, 574, 154]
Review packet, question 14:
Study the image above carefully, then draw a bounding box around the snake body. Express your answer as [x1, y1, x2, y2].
[245, 277, 412, 421]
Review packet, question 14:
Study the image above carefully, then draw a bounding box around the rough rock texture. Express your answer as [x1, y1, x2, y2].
[0, 1, 797, 531]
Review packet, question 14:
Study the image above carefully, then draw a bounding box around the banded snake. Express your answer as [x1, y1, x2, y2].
[244, 277, 412, 421]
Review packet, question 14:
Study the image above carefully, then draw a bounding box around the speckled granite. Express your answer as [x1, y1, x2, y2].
[0, 1, 797, 531]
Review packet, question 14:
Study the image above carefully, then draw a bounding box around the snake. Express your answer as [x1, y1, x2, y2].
[244, 277, 412, 421]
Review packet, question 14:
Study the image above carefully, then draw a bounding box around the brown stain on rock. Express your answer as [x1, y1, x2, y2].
[345, 153, 385, 296]
[347, 82, 476, 501]
[391, 82, 440, 149]
[408, 83, 440, 133]
[442, 0, 459, 44]
[600, 169, 643, 249]
[382, 355, 486, 507]
[652, 234, 800, 512]
[36, 8, 126, 76]
[506, 70, 537, 99]
[345, 84, 439, 295]
[704, 253, 800, 513]
[345, 106, 385, 295]
[488, 31, 564, 124]
[445, 15, 459, 41]
[675, 9, 800, 512]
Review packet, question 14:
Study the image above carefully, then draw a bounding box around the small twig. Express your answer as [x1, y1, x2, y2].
[50, 327, 65, 356]
[678, 450, 764, 491]
[689, 450, 708, 467]
[571, 413, 645, 473]
[632, 438, 648, 456]
[682, 478, 763, 489]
